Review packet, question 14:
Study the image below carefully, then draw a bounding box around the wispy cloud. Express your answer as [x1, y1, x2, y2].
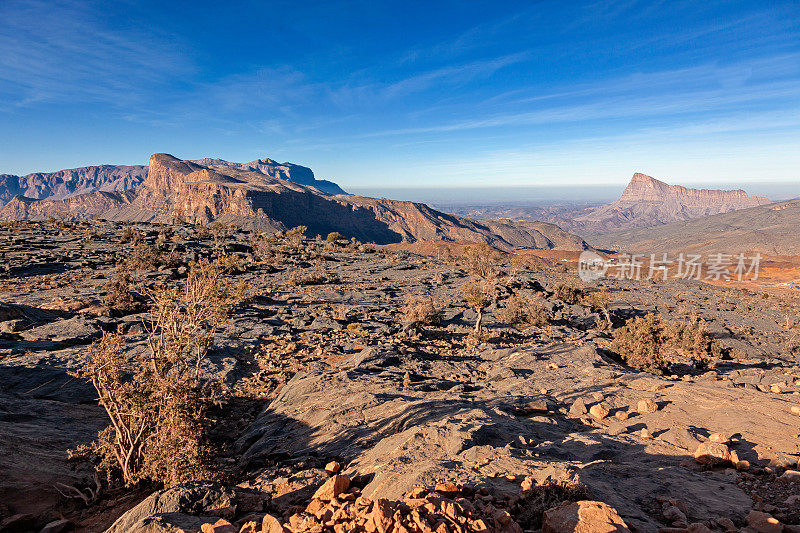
[0, 0, 192, 111]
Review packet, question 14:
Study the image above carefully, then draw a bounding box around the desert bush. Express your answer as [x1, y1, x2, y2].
[611, 313, 720, 374]
[582, 288, 613, 329]
[326, 232, 342, 243]
[71, 257, 245, 487]
[501, 294, 548, 327]
[288, 259, 330, 286]
[516, 481, 591, 530]
[125, 242, 161, 271]
[401, 295, 441, 326]
[462, 243, 499, 279]
[120, 227, 141, 244]
[104, 269, 142, 312]
[462, 280, 493, 333]
[553, 283, 584, 305]
[286, 225, 307, 248]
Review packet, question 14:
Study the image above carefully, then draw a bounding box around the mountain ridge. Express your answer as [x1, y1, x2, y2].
[0, 156, 345, 209]
[0, 153, 589, 252]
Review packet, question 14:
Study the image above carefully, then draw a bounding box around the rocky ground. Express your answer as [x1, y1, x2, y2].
[1, 220, 799, 533]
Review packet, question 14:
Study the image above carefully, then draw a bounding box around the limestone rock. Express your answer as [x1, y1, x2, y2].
[746, 510, 783, 533]
[312, 474, 350, 501]
[693, 442, 731, 466]
[637, 398, 659, 414]
[542, 500, 630, 533]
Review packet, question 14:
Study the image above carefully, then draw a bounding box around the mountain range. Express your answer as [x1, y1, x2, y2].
[0, 154, 588, 252]
[564, 173, 771, 235]
[0, 157, 344, 209]
[589, 198, 800, 255]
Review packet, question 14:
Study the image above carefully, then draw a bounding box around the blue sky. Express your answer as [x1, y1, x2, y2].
[1, 0, 799, 189]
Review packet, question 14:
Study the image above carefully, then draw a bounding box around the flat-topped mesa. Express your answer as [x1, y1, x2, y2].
[618, 172, 769, 208]
[143, 153, 204, 193]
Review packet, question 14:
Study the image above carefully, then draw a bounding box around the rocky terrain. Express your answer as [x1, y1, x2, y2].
[1, 220, 799, 533]
[0, 155, 589, 253]
[589, 199, 800, 256]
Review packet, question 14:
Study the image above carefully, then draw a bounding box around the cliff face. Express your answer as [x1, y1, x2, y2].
[0, 154, 588, 252]
[0, 156, 346, 209]
[562, 172, 772, 235]
[191, 157, 346, 195]
[618, 173, 768, 208]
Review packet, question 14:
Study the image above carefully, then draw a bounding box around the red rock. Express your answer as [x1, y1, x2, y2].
[261, 514, 286, 533]
[637, 398, 658, 414]
[238, 520, 259, 533]
[201, 519, 237, 533]
[746, 510, 783, 533]
[312, 474, 350, 501]
[371, 499, 394, 533]
[589, 404, 610, 420]
[693, 442, 731, 466]
[543, 500, 630, 533]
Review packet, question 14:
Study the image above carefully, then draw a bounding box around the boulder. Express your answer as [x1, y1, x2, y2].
[311, 475, 350, 501]
[637, 398, 658, 414]
[746, 511, 783, 533]
[693, 442, 731, 466]
[543, 500, 630, 533]
[106, 481, 237, 533]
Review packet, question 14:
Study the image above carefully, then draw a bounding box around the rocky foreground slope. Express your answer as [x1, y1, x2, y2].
[0, 154, 589, 252]
[0, 220, 798, 533]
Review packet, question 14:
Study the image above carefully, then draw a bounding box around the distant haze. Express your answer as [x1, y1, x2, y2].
[349, 181, 799, 207]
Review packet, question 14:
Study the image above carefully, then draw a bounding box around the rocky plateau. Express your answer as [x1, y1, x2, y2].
[0, 220, 798, 533]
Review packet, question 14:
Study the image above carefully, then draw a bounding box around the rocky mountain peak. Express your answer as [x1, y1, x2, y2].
[617, 172, 769, 208]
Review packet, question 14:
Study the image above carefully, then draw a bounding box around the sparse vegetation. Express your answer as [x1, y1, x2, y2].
[501, 293, 548, 327]
[462, 243, 499, 279]
[553, 283, 584, 305]
[401, 295, 441, 326]
[71, 257, 246, 487]
[516, 481, 591, 530]
[326, 231, 342, 243]
[582, 288, 613, 329]
[462, 280, 492, 333]
[611, 313, 720, 374]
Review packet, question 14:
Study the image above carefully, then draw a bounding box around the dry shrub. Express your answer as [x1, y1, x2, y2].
[462, 243, 499, 279]
[516, 481, 591, 530]
[401, 296, 441, 326]
[124, 242, 161, 271]
[582, 288, 613, 329]
[326, 232, 342, 243]
[553, 283, 584, 305]
[288, 259, 334, 286]
[611, 313, 720, 375]
[501, 294, 548, 327]
[104, 268, 142, 312]
[285, 225, 307, 248]
[71, 257, 245, 487]
[462, 280, 493, 333]
[120, 227, 142, 244]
